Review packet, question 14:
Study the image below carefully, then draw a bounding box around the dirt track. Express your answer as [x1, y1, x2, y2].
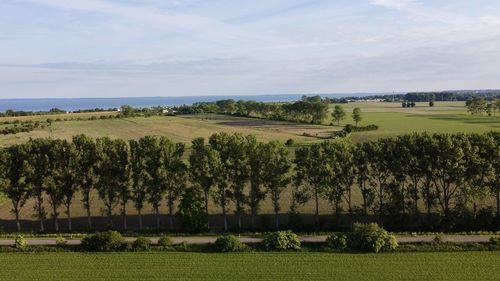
[0, 235, 495, 246]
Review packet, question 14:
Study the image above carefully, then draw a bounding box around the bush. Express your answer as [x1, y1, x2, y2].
[262, 231, 301, 251]
[55, 236, 67, 246]
[325, 233, 347, 250]
[490, 237, 500, 246]
[80, 231, 128, 252]
[285, 139, 295, 146]
[132, 237, 151, 251]
[347, 223, 398, 253]
[158, 235, 174, 248]
[14, 235, 27, 250]
[344, 124, 378, 132]
[213, 235, 247, 252]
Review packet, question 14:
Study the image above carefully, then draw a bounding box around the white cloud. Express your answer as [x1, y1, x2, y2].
[369, 0, 417, 10]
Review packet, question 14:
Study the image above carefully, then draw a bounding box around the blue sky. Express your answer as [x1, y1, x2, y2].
[1, 0, 500, 98]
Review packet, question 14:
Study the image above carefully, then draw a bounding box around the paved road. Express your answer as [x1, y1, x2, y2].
[0, 235, 495, 246]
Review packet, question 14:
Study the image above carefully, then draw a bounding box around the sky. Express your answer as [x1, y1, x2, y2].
[1, 0, 500, 98]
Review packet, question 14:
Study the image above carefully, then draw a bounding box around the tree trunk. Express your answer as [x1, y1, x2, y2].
[274, 209, 279, 230]
[155, 207, 160, 230]
[138, 208, 143, 230]
[14, 206, 21, 232]
[66, 204, 72, 231]
[236, 199, 242, 232]
[496, 188, 500, 218]
[168, 197, 174, 232]
[52, 204, 59, 232]
[122, 202, 127, 230]
[204, 190, 210, 230]
[107, 205, 113, 228]
[37, 196, 44, 232]
[314, 189, 320, 229]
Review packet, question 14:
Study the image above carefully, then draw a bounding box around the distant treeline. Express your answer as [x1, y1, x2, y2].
[1, 132, 499, 233]
[353, 90, 500, 102]
[0, 107, 117, 117]
[176, 96, 330, 124]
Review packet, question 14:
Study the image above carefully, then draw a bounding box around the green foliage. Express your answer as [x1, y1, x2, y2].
[325, 233, 348, 250]
[132, 237, 151, 251]
[213, 235, 247, 252]
[285, 138, 295, 146]
[262, 231, 301, 251]
[80, 231, 128, 252]
[489, 237, 500, 246]
[14, 235, 27, 250]
[347, 223, 398, 253]
[331, 105, 346, 125]
[55, 236, 67, 246]
[352, 107, 362, 126]
[344, 124, 378, 132]
[176, 187, 207, 232]
[157, 235, 174, 248]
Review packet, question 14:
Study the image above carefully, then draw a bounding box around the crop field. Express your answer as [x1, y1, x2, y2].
[0, 251, 498, 280]
[1, 101, 497, 148]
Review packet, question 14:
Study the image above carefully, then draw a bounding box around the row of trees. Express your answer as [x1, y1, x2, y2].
[177, 98, 330, 124]
[331, 106, 362, 126]
[0, 132, 499, 232]
[466, 98, 500, 116]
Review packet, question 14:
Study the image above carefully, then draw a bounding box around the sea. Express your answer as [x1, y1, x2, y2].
[0, 93, 375, 112]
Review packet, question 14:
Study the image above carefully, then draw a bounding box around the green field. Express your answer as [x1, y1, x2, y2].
[1, 102, 498, 148]
[0, 251, 498, 280]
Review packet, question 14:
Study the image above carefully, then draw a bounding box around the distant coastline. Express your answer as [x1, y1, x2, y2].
[0, 93, 377, 112]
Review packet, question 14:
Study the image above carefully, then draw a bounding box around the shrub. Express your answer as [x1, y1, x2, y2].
[490, 237, 500, 246]
[262, 231, 301, 251]
[80, 231, 128, 252]
[213, 235, 247, 252]
[433, 234, 444, 244]
[325, 233, 347, 250]
[132, 237, 151, 251]
[176, 187, 208, 232]
[347, 223, 398, 253]
[55, 236, 67, 246]
[14, 235, 27, 250]
[158, 235, 174, 248]
[285, 139, 295, 146]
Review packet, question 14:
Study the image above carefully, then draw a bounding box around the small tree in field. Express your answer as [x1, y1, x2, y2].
[352, 107, 362, 127]
[331, 105, 346, 125]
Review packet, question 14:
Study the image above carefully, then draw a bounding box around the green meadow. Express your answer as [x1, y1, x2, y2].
[0, 251, 498, 281]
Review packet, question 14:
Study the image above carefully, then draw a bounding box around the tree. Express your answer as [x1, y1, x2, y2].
[352, 107, 362, 127]
[43, 140, 66, 231]
[0, 144, 31, 231]
[430, 134, 467, 221]
[163, 142, 186, 231]
[294, 143, 330, 229]
[246, 136, 267, 228]
[129, 140, 148, 230]
[119, 105, 135, 117]
[141, 136, 168, 230]
[25, 138, 52, 231]
[95, 138, 129, 228]
[73, 134, 98, 230]
[262, 141, 291, 229]
[209, 133, 235, 231]
[331, 105, 346, 125]
[189, 137, 222, 230]
[58, 140, 79, 231]
[466, 98, 487, 115]
[176, 187, 207, 232]
[322, 140, 356, 218]
[353, 143, 373, 215]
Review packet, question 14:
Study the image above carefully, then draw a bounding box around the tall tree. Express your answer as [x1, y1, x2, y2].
[57, 140, 79, 231]
[353, 142, 373, 215]
[0, 144, 32, 231]
[331, 105, 346, 125]
[246, 136, 267, 228]
[163, 142, 186, 231]
[365, 140, 393, 221]
[189, 137, 222, 230]
[129, 140, 148, 230]
[209, 133, 234, 231]
[72, 134, 98, 230]
[431, 134, 467, 220]
[262, 141, 291, 229]
[95, 137, 129, 228]
[352, 107, 362, 127]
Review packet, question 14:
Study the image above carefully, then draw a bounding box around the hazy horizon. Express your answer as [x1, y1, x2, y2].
[2, 0, 500, 98]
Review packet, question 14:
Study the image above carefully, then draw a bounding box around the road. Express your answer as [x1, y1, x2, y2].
[0, 234, 495, 246]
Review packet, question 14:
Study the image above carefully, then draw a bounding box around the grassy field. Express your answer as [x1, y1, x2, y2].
[1, 101, 497, 148]
[0, 251, 498, 280]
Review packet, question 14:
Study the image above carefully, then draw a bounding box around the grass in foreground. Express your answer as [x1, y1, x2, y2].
[0, 251, 498, 280]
